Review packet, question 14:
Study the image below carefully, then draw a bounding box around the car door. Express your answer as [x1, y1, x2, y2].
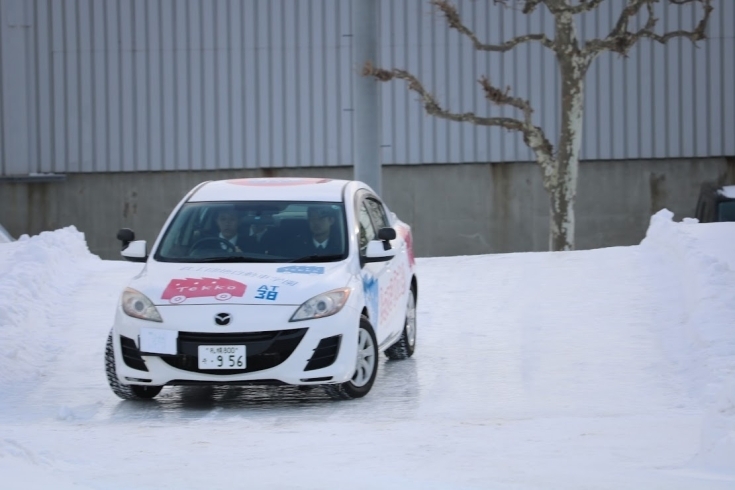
[357, 193, 406, 347]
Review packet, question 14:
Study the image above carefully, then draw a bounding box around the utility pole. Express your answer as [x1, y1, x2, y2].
[352, 0, 381, 195]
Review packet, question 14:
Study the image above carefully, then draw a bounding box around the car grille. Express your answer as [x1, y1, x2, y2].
[304, 335, 341, 371]
[159, 328, 308, 375]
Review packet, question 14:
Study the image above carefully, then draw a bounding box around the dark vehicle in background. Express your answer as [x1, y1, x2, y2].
[695, 183, 735, 223]
[0, 223, 14, 243]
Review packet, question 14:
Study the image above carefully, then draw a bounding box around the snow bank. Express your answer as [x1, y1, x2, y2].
[641, 209, 735, 474]
[0, 227, 100, 386]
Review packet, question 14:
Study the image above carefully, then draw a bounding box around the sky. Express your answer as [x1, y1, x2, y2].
[0, 209, 733, 489]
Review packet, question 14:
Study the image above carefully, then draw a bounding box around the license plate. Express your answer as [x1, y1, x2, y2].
[197, 345, 246, 369]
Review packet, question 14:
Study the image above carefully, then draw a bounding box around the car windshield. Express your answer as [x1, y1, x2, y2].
[154, 201, 348, 263]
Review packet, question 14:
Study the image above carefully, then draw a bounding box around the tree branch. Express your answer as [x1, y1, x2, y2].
[363, 62, 555, 174]
[639, 1, 713, 44]
[432, 0, 556, 52]
[521, 0, 544, 14]
[488, 1, 544, 15]
[546, 0, 606, 15]
[477, 76, 542, 133]
[583, 0, 713, 58]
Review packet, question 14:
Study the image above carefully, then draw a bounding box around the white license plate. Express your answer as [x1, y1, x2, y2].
[197, 345, 246, 369]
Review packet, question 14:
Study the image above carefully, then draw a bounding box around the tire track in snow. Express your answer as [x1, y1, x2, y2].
[416, 247, 695, 421]
[414, 253, 535, 418]
[18, 259, 142, 422]
[514, 246, 695, 417]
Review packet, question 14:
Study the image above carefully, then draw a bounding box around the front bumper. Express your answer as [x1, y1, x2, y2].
[111, 303, 360, 386]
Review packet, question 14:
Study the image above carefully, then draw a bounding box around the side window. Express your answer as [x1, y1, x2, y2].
[364, 198, 389, 230]
[358, 201, 376, 252]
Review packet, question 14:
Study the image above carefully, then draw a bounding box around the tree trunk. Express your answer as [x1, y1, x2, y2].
[549, 70, 585, 251]
[549, 171, 575, 251]
[550, 15, 588, 252]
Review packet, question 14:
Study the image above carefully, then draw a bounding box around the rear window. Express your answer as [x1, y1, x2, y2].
[717, 201, 735, 222]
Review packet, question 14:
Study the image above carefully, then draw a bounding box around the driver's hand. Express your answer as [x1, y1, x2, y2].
[235, 245, 242, 253]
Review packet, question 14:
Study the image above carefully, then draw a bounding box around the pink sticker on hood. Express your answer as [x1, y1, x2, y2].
[226, 178, 331, 187]
[162, 277, 247, 304]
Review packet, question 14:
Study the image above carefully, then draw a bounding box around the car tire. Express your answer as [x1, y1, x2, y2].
[105, 331, 163, 400]
[384, 287, 417, 360]
[324, 315, 378, 400]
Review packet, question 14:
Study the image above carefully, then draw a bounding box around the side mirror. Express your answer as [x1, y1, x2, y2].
[377, 227, 396, 241]
[117, 228, 136, 250]
[363, 240, 396, 263]
[121, 240, 148, 263]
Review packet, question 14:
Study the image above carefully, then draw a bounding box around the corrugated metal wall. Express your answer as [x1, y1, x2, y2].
[1, 0, 733, 176]
[0, 0, 353, 175]
[378, 0, 735, 164]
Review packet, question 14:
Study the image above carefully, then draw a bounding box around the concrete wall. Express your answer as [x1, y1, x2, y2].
[1, 158, 733, 260]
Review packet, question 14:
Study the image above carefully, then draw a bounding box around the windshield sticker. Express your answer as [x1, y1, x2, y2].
[179, 266, 299, 286]
[255, 285, 279, 301]
[276, 266, 325, 275]
[162, 277, 247, 304]
[226, 178, 331, 187]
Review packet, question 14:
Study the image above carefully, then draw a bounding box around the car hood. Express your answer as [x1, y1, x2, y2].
[127, 260, 354, 306]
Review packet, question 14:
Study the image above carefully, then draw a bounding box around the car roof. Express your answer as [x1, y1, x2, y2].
[187, 178, 353, 203]
[717, 185, 735, 200]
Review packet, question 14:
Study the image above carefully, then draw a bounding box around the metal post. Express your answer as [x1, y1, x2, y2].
[1, 0, 32, 175]
[352, 0, 381, 195]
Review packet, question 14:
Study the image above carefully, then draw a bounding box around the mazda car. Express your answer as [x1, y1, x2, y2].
[105, 177, 417, 400]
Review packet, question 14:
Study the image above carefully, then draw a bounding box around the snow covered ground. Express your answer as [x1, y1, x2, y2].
[1, 210, 734, 489]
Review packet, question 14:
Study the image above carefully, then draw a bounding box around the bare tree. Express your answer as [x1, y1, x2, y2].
[365, 0, 713, 251]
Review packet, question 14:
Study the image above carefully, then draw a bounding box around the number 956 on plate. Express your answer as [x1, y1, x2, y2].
[197, 345, 246, 369]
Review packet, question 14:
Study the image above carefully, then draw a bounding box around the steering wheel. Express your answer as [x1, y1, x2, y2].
[189, 237, 237, 254]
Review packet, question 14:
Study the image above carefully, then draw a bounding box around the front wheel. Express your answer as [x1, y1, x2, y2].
[105, 331, 163, 400]
[325, 316, 378, 400]
[385, 287, 417, 360]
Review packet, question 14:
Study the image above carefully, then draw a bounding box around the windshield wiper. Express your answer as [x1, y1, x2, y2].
[288, 254, 343, 263]
[187, 256, 277, 263]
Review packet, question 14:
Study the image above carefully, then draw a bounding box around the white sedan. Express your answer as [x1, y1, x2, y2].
[106, 177, 418, 400]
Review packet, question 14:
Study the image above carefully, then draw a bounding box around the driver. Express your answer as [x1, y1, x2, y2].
[303, 204, 341, 255]
[213, 206, 245, 252]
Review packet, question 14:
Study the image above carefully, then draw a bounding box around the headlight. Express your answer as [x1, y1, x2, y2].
[290, 288, 351, 322]
[121, 288, 163, 322]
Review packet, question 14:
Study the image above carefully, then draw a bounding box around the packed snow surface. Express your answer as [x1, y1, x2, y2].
[1, 211, 734, 489]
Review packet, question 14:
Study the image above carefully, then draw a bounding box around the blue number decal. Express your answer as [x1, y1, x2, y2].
[255, 285, 279, 301]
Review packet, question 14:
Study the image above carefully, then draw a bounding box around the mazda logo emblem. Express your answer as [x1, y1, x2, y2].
[214, 313, 231, 326]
